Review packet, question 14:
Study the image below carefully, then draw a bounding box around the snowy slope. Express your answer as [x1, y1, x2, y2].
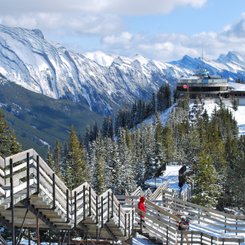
[0, 24, 245, 115]
[0, 25, 179, 115]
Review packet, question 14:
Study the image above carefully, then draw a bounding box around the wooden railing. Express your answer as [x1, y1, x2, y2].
[176, 230, 244, 245]
[0, 156, 5, 196]
[1, 149, 244, 244]
[3, 149, 69, 218]
[72, 183, 132, 236]
[162, 190, 245, 237]
[0, 149, 132, 241]
[134, 199, 244, 245]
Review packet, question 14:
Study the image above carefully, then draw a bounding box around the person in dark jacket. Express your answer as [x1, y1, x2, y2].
[178, 216, 190, 245]
[178, 217, 189, 230]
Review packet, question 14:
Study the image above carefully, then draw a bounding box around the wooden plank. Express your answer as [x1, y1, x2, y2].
[163, 191, 245, 220]
[4, 149, 34, 164]
[0, 156, 4, 169]
[166, 198, 245, 234]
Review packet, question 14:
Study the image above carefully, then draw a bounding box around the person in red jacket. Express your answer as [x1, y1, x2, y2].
[138, 196, 146, 230]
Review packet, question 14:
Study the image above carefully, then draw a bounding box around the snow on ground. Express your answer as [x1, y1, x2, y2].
[144, 164, 245, 243]
[144, 165, 189, 193]
[202, 98, 245, 136]
[229, 82, 245, 91]
[132, 236, 156, 245]
[140, 105, 175, 127]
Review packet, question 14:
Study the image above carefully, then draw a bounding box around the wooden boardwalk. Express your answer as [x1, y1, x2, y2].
[0, 149, 244, 244]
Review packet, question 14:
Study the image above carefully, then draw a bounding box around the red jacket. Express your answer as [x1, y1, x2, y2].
[138, 196, 146, 218]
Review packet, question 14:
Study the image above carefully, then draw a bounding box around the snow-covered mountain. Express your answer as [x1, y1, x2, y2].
[0, 24, 245, 115]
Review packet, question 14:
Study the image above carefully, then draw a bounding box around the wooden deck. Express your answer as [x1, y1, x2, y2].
[0, 149, 244, 244]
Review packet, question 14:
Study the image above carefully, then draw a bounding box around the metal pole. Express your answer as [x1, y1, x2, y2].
[101, 196, 104, 228]
[74, 191, 77, 228]
[28, 228, 31, 245]
[66, 189, 69, 222]
[36, 155, 40, 194]
[96, 196, 98, 224]
[124, 213, 127, 236]
[10, 158, 15, 245]
[89, 187, 91, 216]
[68, 230, 70, 245]
[107, 192, 110, 222]
[26, 153, 30, 201]
[36, 215, 40, 245]
[83, 185, 86, 220]
[52, 173, 56, 209]
[111, 193, 114, 218]
[118, 204, 121, 227]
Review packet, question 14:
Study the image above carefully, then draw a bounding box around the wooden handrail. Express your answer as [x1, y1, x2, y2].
[1, 149, 244, 244]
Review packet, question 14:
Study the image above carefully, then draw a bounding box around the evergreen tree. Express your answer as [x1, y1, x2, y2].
[132, 129, 146, 187]
[95, 152, 106, 194]
[0, 110, 21, 157]
[192, 151, 221, 208]
[53, 140, 62, 176]
[226, 136, 245, 209]
[64, 127, 87, 189]
[157, 85, 165, 111]
[116, 129, 136, 193]
[46, 149, 54, 170]
[93, 134, 106, 194]
[144, 125, 160, 180]
[102, 117, 113, 138]
[162, 124, 175, 163]
[164, 83, 171, 108]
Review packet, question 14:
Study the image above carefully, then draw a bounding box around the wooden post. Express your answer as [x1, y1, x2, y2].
[131, 210, 134, 231]
[128, 213, 131, 236]
[28, 228, 31, 245]
[26, 152, 30, 201]
[74, 191, 77, 228]
[10, 158, 15, 245]
[36, 155, 40, 194]
[66, 189, 69, 222]
[68, 229, 70, 245]
[83, 185, 86, 220]
[236, 218, 238, 235]
[36, 216, 40, 245]
[107, 192, 110, 222]
[52, 173, 56, 209]
[124, 213, 127, 236]
[96, 196, 98, 224]
[224, 216, 227, 233]
[111, 193, 114, 218]
[118, 204, 121, 227]
[101, 196, 104, 228]
[89, 187, 91, 216]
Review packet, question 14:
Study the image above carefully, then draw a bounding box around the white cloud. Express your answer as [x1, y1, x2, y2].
[0, 0, 207, 15]
[222, 14, 245, 38]
[0, 13, 123, 36]
[0, 1, 244, 62]
[76, 0, 207, 15]
[101, 17, 245, 62]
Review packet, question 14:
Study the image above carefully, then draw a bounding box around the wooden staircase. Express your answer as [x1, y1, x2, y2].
[0, 149, 132, 244]
[0, 149, 245, 244]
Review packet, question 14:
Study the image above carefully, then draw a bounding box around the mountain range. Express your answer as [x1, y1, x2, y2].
[0, 24, 245, 155]
[1, 24, 245, 116]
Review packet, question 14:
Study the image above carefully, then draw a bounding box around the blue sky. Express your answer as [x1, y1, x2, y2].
[0, 0, 245, 61]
